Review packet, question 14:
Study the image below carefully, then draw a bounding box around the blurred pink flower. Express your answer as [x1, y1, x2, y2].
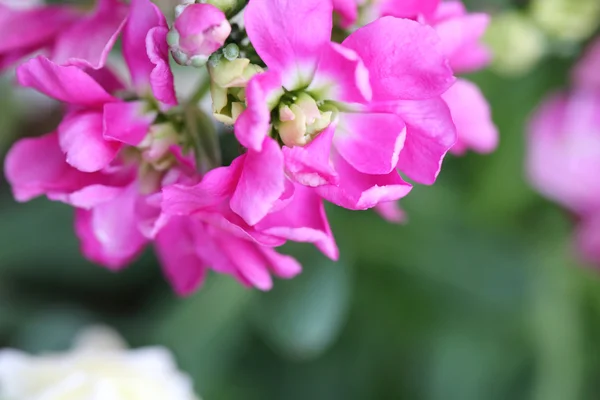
[527, 91, 600, 215]
[573, 38, 600, 90]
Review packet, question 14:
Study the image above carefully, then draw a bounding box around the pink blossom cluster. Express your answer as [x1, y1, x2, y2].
[528, 38, 600, 264]
[2, 0, 497, 294]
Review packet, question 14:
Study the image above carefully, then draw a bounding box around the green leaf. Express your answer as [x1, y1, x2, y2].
[148, 275, 254, 396]
[252, 244, 352, 361]
[10, 305, 96, 353]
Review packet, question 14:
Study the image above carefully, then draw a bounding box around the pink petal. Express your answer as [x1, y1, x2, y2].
[283, 124, 339, 187]
[375, 201, 407, 224]
[435, 12, 491, 73]
[123, 0, 167, 93]
[161, 157, 244, 216]
[393, 98, 457, 185]
[60, 185, 128, 210]
[234, 71, 282, 151]
[257, 184, 339, 260]
[444, 79, 498, 155]
[16, 56, 117, 106]
[160, 160, 285, 247]
[0, 4, 80, 55]
[0, 47, 34, 71]
[213, 232, 274, 290]
[343, 17, 454, 101]
[576, 214, 600, 265]
[260, 247, 302, 279]
[244, 0, 332, 87]
[316, 152, 413, 210]
[86, 67, 127, 94]
[380, 0, 440, 19]
[332, 0, 358, 28]
[573, 38, 600, 90]
[155, 216, 207, 296]
[527, 92, 600, 214]
[431, 1, 466, 21]
[103, 101, 157, 146]
[58, 111, 121, 173]
[51, 0, 128, 69]
[309, 42, 372, 104]
[231, 138, 287, 225]
[147, 26, 178, 107]
[334, 112, 405, 175]
[74, 185, 148, 270]
[193, 222, 299, 289]
[4, 132, 90, 201]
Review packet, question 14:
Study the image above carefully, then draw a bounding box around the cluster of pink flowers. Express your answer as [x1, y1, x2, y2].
[528, 38, 600, 264]
[2, 0, 497, 295]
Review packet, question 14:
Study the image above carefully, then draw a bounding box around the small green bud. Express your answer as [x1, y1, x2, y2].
[166, 29, 180, 47]
[190, 55, 209, 68]
[277, 93, 332, 147]
[172, 50, 189, 65]
[223, 43, 240, 61]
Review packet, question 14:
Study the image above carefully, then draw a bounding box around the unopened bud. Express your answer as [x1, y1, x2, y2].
[223, 43, 240, 61]
[530, 0, 600, 42]
[138, 123, 179, 169]
[485, 11, 547, 76]
[170, 3, 231, 67]
[278, 93, 332, 147]
[209, 57, 263, 125]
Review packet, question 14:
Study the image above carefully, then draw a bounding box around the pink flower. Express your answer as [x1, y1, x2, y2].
[168, 3, 231, 66]
[5, 0, 179, 269]
[231, 0, 456, 225]
[157, 155, 338, 293]
[573, 38, 600, 90]
[0, 0, 128, 71]
[527, 91, 600, 215]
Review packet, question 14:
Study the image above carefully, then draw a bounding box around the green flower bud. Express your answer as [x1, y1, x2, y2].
[277, 93, 332, 147]
[530, 0, 600, 42]
[485, 11, 547, 76]
[208, 57, 263, 125]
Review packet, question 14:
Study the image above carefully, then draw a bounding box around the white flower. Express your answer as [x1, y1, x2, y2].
[0, 326, 200, 400]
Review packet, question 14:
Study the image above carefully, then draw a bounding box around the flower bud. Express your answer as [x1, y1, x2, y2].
[530, 0, 600, 42]
[208, 57, 263, 124]
[485, 11, 547, 76]
[138, 123, 179, 169]
[169, 3, 231, 67]
[278, 93, 332, 147]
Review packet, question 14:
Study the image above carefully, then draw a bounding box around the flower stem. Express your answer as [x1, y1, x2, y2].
[188, 77, 212, 105]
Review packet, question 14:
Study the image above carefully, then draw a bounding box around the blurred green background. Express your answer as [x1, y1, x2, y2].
[2, 0, 600, 399]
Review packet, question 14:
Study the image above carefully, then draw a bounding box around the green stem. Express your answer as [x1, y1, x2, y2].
[188, 77, 212, 105]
